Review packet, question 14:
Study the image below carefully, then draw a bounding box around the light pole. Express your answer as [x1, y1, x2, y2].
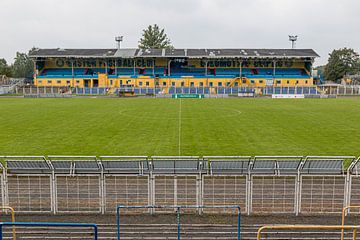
[115, 36, 123, 49]
[289, 35, 298, 49]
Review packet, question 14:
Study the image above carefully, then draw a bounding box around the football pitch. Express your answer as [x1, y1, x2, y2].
[0, 97, 359, 156]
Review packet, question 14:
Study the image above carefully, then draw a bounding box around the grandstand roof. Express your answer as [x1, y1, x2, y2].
[30, 48, 319, 59]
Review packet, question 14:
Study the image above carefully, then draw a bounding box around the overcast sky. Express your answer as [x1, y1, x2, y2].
[1, 0, 359, 65]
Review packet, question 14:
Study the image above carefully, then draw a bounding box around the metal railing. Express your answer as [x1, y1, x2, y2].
[117, 205, 241, 240]
[0, 207, 16, 240]
[341, 206, 360, 240]
[257, 225, 360, 240]
[0, 222, 98, 240]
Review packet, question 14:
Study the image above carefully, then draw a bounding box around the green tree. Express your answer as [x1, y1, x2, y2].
[324, 48, 360, 82]
[138, 24, 172, 49]
[0, 58, 12, 77]
[12, 50, 34, 78]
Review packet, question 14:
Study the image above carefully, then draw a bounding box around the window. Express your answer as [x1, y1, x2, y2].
[38, 80, 42, 84]
[66, 80, 70, 84]
[172, 82, 175, 87]
[47, 80, 52, 84]
[226, 82, 230, 86]
[57, 80, 61, 84]
[76, 80, 80, 84]
[287, 80, 290, 84]
[305, 80, 308, 84]
[190, 82, 194, 87]
[110, 80, 113, 85]
[199, 82, 204, 87]
[146, 81, 149, 86]
[234, 82, 239, 86]
[218, 82, 222, 87]
[296, 80, 299, 84]
[163, 82, 167, 86]
[181, 82, 184, 87]
[120, 80, 123, 85]
[250, 80, 255, 84]
[259, 80, 263, 84]
[276, 80, 281, 84]
[242, 80, 246, 84]
[209, 82, 213, 87]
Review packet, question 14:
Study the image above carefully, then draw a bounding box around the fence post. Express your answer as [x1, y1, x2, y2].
[237, 206, 241, 240]
[177, 206, 181, 240]
[345, 171, 352, 208]
[117, 206, 121, 240]
[295, 173, 301, 216]
[246, 174, 252, 215]
[99, 164, 105, 214]
[51, 171, 57, 214]
[2, 168, 8, 208]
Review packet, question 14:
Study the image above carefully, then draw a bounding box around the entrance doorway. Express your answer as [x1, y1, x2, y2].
[84, 80, 90, 88]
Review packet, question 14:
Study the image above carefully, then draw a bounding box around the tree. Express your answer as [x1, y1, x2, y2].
[138, 24, 172, 49]
[324, 48, 360, 82]
[12, 50, 34, 78]
[0, 58, 12, 77]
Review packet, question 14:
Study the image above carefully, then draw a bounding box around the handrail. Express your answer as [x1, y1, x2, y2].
[341, 206, 360, 240]
[0, 207, 16, 240]
[0, 222, 98, 240]
[117, 205, 241, 240]
[257, 225, 360, 240]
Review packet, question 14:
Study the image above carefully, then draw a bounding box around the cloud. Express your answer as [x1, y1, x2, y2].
[0, 0, 359, 65]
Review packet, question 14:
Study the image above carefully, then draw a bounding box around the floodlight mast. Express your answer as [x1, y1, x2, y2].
[289, 35, 298, 49]
[115, 36, 123, 49]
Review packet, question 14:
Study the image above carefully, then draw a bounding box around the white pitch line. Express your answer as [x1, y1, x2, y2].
[178, 99, 182, 156]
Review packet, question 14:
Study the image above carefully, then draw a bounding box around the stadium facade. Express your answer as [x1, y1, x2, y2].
[29, 48, 319, 89]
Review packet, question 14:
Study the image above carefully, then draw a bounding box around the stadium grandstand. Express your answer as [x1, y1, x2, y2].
[29, 48, 319, 93]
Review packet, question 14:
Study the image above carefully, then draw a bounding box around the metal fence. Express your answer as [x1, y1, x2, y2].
[12, 85, 360, 96]
[0, 155, 360, 215]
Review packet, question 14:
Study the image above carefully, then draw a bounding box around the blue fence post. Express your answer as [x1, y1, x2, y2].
[117, 206, 121, 240]
[93, 224, 98, 240]
[237, 206, 241, 240]
[177, 206, 181, 240]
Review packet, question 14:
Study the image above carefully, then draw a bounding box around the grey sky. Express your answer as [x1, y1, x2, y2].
[1, 0, 359, 66]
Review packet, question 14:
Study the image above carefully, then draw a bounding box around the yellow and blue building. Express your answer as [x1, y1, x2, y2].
[29, 48, 319, 90]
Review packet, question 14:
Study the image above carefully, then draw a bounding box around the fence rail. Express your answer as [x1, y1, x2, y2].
[9, 85, 360, 96]
[0, 155, 360, 215]
[116, 205, 241, 240]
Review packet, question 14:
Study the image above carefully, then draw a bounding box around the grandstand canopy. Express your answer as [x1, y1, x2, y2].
[30, 48, 319, 59]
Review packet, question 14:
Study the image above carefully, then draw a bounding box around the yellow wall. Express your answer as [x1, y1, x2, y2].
[35, 75, 313, 88]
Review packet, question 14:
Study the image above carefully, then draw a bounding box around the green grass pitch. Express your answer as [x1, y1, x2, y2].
[0, 98, 359, 156]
